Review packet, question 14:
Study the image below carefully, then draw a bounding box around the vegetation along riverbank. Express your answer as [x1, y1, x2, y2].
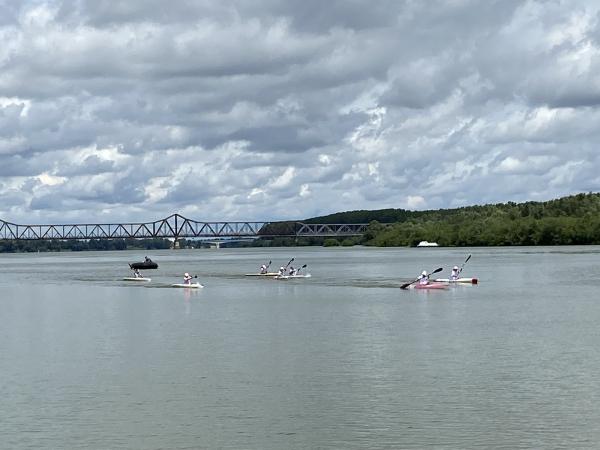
[1, 193, 599, 252]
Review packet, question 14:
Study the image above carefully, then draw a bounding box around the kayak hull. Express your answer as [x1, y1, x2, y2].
[123, 277, 151, 282]
[414, 283, 448, 290]
[171, 283, 203, 289]
[434, 277, 478, 284]
[244, 273, 280, 277]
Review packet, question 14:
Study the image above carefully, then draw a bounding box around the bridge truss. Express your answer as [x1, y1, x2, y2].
[0, 214, 368, 241]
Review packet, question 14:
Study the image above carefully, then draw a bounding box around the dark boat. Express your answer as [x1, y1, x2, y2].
[129, 258, 158, 270]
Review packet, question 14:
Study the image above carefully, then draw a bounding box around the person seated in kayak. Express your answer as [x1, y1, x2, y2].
[133, 268, 142, 278]
[260, 264, 268, 274]
[450, 266, 460, 280]
[288, 266, 296, 276]
[278, 266, 286, 276]
[183, 272, 193, 284]
[418, 270, 430, 285]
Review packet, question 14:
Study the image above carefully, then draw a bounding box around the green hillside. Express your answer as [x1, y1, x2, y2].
[307, 192, 600, 246]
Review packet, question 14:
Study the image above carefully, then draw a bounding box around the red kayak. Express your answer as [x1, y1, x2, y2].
[414, 282, 449, 290]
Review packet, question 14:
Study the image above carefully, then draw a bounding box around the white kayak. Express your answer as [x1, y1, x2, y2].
[434, 277, 478, 284]
[244, 273, 280, 277]
[274, 273, 312, 280]
[123, 277, 151, 282]
[171, 283, 204, 288]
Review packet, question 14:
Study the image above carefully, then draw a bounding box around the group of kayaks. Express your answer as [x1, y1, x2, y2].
[123, 258, 204, 288]
[122, 255, 477, 291]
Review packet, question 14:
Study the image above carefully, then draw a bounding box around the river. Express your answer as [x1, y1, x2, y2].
[1, 246, 600, 449]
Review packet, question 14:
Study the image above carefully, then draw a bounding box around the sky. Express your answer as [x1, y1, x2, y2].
[1, 0, 599, 224]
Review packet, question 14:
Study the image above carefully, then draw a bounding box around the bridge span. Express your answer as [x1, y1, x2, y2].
[0, 214, 368, 241]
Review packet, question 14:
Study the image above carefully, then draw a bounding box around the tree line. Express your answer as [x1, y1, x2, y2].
[353, 192, 600, 247]
[229, 192, 600, 247]
[0, 238, 172, 253]
[2, 193, 599, 251]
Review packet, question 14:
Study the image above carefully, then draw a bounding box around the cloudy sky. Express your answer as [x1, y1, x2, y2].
[1, 0, 599, 224]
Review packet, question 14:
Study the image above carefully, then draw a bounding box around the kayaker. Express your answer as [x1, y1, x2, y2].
[418, 270, 429, 285]
[260, 264, 268, 274]
[450, 266, 460, 280]
[288, 266, 296, 276]
[278, 266, 286, 276]
[133, 268, 142, 278]
[183, 272, 193, 285]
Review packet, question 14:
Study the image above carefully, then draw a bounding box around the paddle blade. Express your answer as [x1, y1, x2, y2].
[432, 267, 443, 274]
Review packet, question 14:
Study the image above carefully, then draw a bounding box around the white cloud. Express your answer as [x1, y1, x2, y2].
[0, 0, 599, 223]
[37, 172, 66, 186]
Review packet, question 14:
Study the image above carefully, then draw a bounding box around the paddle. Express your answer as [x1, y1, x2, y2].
[282, 258, 294, 273]
[295, 264, 307, 275]
[400, 267, 443, 289]
[458, 254, 471, 275]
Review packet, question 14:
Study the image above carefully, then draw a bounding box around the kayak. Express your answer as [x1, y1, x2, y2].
[171, 283, 204, 289]
[130, 260, 158, 270]
[244, 273, 280, 277]
[274, 274, 312, 280]
[123, 277, 151, 282]
[413, 282, 448, 290]
[434, 277, 478, 284]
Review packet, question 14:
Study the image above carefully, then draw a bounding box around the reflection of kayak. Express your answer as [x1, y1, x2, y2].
[123, 277, 151, 282]
[129, 260, 158, 270]
[244, 273, 280, 277]
[414, 282, 448, 290]
[171, 283, 203, 288]
[274, 274, 312, 280]
[434, 277, 478, 284]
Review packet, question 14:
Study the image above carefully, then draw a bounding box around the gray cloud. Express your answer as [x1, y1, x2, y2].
[1, 0, 600, 224]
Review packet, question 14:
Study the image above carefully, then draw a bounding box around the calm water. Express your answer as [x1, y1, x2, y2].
[1, 246, 600, 449]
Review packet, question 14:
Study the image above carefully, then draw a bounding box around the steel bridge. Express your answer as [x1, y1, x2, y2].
[0, 214, 368, 241]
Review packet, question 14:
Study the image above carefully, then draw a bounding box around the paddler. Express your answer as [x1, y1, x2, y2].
[133, 268, 142, 278]
[260, 264, 268, 274]
[418, 270, 430, 285]
[450, 266, 460, 281]
[278, 266, 286, 276]
[288, 266, 296, 276]
[183, 272, 193, 284]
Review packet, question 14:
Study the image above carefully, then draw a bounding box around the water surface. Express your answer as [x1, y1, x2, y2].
[1, 246, 600, 449]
